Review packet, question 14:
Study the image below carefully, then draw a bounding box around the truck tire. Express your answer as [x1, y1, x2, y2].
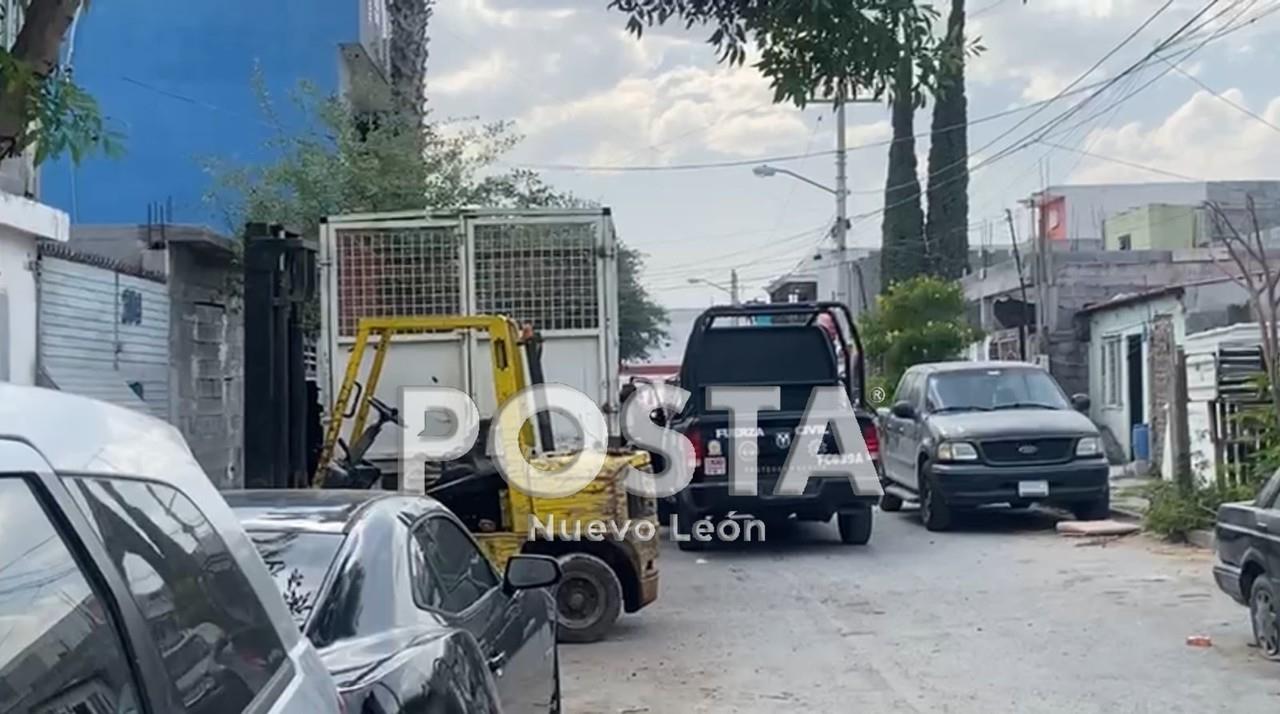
[837, 506, 873, 545]
[1071, 492, 1111, 521]
[879, 492, 904, 512]
[673, 500, 707, 551]
[555, 553, 623, 644]
[919, 462, 953, 532]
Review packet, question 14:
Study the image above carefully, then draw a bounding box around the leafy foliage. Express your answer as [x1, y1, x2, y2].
[880, 52, 927, 288]
[0, 1, 122, 165]
[618, 245, 669, 362]
[0, 56, 121, 165]
[202, 77, 668, 358]
[859, 275, 980, 388]
[1143, 479, 1258, 540]
[609, 0, 955, 107]
[202, 76, 573, 238]
[925, 0, 970, 279]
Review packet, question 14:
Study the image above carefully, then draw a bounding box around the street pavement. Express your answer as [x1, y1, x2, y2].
[562, 507, 1278, 713]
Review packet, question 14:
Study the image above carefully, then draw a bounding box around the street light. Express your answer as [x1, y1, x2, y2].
[687, 272, 739, 305]
[753, 164, 839, 196]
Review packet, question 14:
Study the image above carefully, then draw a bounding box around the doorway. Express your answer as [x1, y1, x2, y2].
[1126, 334, 1144, 457]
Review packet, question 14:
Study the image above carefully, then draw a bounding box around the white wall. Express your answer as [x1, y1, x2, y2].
[1087, 295, 1182, 458]
[0, 231, 36, 384]
[0, 194, 69, 385]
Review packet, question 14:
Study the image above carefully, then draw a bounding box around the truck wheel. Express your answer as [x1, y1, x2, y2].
[1071, 492, 1111, 521]
[919, 462, 953, 532]
[1250, 576, 1280, 661]
[837, 506, 873, 545]
[674, 501, 707, 551]
[879, 492, 904, 512]
[555, 553, 622, 644]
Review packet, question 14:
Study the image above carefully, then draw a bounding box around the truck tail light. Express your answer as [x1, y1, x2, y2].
[687, 429, 704, 465]
[860, 419, 879, 461]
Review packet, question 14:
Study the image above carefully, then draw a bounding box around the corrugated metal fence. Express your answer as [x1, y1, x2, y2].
[37, 248, 171, 420]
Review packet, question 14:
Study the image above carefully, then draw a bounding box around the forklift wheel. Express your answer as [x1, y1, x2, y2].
[555, 553, 623, 644]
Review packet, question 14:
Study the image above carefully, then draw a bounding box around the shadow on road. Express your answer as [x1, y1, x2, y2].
[887, 504, 1065, 534]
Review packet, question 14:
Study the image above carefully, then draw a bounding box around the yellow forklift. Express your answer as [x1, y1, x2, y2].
[314, 315, 660, 643]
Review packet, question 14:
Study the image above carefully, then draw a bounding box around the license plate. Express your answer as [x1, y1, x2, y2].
[704, 456, 727, 476]
[1018, 480, 1049, 498]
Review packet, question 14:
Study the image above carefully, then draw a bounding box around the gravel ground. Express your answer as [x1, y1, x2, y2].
[562, 507, 1278, 713]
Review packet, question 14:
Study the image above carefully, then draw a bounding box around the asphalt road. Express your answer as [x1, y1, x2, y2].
[562, 507, 1278, 713]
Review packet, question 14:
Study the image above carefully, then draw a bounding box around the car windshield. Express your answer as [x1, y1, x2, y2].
[928, 368, 1069, 412]
[246, 530, 343, 628]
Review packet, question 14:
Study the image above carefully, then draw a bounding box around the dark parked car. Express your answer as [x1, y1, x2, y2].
[226, 490, 562, 713]
[0, 385, 340, 714]
[664, 302, 882, 548]
[879, 362, 1110, 531]
[1213, 468, 1280, 661]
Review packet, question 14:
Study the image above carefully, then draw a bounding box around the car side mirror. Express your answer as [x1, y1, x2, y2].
[891, 401, 917, 420]
[1070, 394, 1091, 412]
[504, 554, 561, 592]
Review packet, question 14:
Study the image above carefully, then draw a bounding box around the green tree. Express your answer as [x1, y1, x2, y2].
[880, 50, 927, 289]
[859, 275, 980, 388]
[0, 0, 120, 164]
[202, 79, 668, 359]
[609, 0, 948, 107]
[617, 245, 669, 362]
[925, 0, 971, 280]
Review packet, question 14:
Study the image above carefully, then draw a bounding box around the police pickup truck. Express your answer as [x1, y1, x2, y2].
[662, 302, 882, 550]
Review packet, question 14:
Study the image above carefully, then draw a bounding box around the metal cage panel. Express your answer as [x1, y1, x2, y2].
[334, 226, 460, 337]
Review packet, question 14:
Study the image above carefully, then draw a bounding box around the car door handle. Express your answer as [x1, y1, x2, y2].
[487, 652, 506, 673]
[1258, 520, 1270, 532]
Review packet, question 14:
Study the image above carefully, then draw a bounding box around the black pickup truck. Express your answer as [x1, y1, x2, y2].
[663, 302, 882, 549]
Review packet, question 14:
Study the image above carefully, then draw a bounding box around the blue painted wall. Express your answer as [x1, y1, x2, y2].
[43, 2, 355, 228]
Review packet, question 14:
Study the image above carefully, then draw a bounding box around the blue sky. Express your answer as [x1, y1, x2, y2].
[427, 0, 1280, 307]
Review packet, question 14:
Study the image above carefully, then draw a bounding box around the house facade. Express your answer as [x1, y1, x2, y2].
[1077, 279, 1253, 478]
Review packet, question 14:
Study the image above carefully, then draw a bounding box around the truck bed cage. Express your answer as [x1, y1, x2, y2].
[684, 302, 868, 411]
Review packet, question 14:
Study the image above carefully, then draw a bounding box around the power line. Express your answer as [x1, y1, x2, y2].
[850, 0, 1240, 231]
[1163, 57, 1280, 135]
[1035, 140, 1202, 181]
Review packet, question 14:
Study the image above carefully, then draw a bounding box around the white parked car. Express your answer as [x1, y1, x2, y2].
[0, 384, 341, 714]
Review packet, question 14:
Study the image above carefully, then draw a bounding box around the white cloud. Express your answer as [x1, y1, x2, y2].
[431, 52, 511, 95]
[1069, 88, 1280, 183]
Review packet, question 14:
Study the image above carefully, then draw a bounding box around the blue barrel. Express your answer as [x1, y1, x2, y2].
[1131, 424, 1151, 461]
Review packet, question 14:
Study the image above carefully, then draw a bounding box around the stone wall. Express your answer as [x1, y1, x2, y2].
[1147, 315, 1176, 471]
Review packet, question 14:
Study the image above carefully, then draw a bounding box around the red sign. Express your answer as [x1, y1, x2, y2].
[1039, 195, 1067, 241]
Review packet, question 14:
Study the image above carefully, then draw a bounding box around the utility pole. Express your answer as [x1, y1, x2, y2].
[834, 95, 849, 309]
[730, 269, 740, 306]
[1005, 209, 1029, 362]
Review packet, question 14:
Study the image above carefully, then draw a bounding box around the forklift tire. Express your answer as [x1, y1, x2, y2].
[554, 553, 622, 644]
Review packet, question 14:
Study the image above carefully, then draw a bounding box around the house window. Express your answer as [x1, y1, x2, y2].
[1118, 234, 1132, 251]
[1102, 336, 1123, 406]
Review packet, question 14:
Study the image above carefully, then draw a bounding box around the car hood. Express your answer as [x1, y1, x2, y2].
[927, 409, 1098, 440]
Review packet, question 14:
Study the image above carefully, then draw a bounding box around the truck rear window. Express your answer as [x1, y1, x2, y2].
[692, 326, 838, 384]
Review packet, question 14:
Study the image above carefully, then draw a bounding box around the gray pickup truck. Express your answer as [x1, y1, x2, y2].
[878, 361, 1110, 531]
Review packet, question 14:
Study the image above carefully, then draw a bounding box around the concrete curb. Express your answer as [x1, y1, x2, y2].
[1186, 529, 1215, 550]
[1108, 505, 1215, 549]
[1109, 505, 1146, 522]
